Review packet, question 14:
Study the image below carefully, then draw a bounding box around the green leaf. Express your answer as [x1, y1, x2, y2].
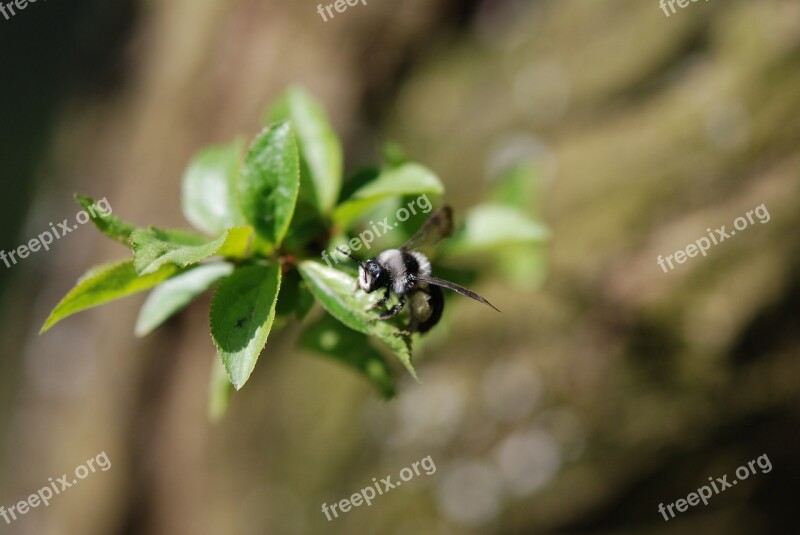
[238, 122, 300, 245]
[300, 314, 395, 399]
[75, 194, 137, 245]
[297, 260, 417, 381]
[338, 168, 379, 204]
[280, 196, 326, 253]
[381, 140, 410, 168]
[333, 163, 444, 228]
[489, 161, 541, 211]
[275, 269, 301, 319]
[268, 88, 342, 214]
[295, 278, 315, 321]
[210, 265, 282, 390]
[275, 269, 316, 321]
[496, 247, 548, 290]
[135, 262, 234, 337]
[40, 260, 178, 333]
[440, 204, 550, 259]
[208, 355, 234, 421]
[181, 141, 244, 234]
[131, 226, 254, 275]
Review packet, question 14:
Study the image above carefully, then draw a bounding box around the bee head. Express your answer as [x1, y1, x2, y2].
[358, 259, 387, 293]
[336, 247, 386, 293]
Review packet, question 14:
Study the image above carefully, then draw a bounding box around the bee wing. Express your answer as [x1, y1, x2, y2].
[415, 274, 501, 312]
[401, 205, 454, 253]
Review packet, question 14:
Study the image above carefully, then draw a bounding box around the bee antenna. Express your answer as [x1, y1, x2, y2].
[336, 246, 365, 267]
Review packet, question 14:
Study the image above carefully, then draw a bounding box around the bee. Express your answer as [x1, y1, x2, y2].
[337, 206, 500, 335]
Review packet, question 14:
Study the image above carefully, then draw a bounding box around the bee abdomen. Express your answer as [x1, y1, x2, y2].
[415, 285, 444, 334]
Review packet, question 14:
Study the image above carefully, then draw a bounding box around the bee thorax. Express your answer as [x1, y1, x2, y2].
[376, 249, 428, 295]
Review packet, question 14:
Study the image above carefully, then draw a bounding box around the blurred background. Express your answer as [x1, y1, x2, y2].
[1, 0, 799, 533]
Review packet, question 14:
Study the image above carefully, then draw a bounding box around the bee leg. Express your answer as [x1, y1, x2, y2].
[395, 319, 418, 337]
[378, 297, 405, 320]
[366, 288, 391, 311]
